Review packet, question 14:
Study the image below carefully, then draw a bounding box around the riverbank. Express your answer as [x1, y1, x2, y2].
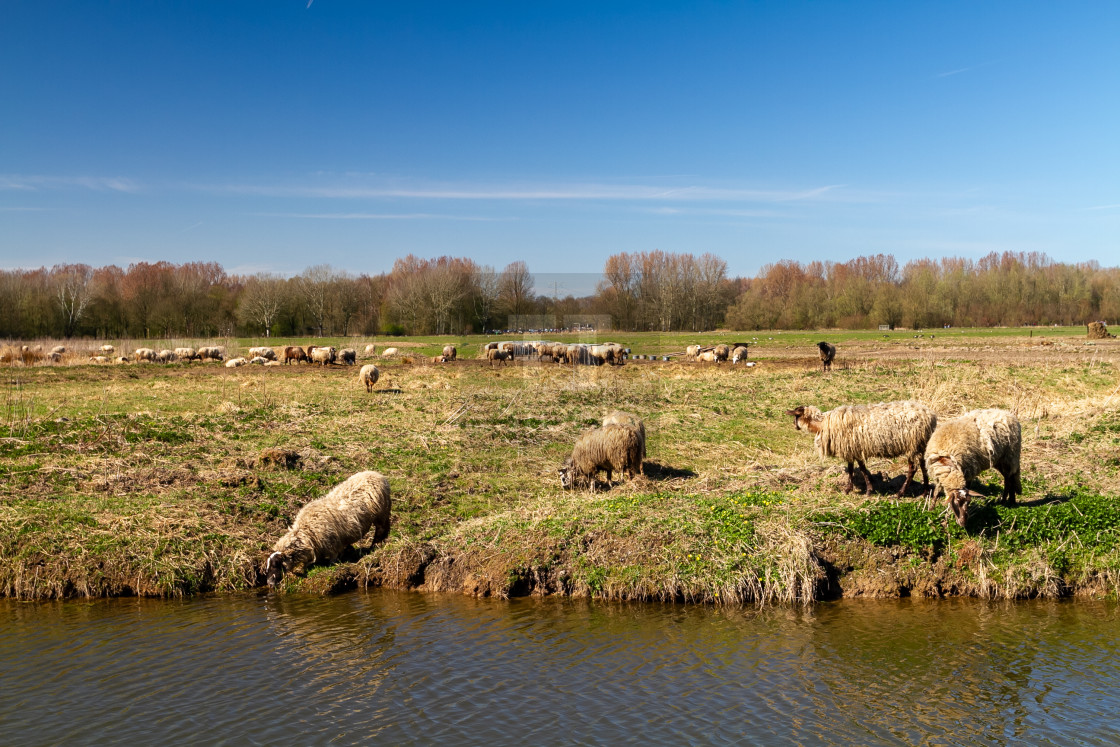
[2, 330, 1119, 602]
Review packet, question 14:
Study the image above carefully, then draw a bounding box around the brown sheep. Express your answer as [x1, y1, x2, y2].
[282, 346, 308, 365]
[559, 424, 643, 490]
[488, 348, 511, 366]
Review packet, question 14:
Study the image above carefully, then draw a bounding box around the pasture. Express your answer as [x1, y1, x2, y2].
[2, 327, 1119, 603]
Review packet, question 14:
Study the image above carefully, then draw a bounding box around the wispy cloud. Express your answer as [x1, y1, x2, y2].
[211, 180, 848, 203]
[934, 67, 971, 78]
[0, 174, 141, 193]
[250, 212, 508, 221]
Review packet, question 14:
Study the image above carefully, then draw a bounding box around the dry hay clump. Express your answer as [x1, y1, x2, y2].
[1087, 321, 1115, 339]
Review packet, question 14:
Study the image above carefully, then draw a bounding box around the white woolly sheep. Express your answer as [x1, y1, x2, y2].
[248, 346, 277, 361]
[713, 344, 730, 362]
[381, 347, 399, 358]
[156, 349, 178, 363]
[731, 345, 749, 363]
[442, 345, 457, 361]
[50, 345, 67, 356]
[338, 348, 357, 365]
[359, 364, 380, 392]
[925, 408, 1022, 527]
[249, 356, 268, 365]
[560, 424, 643, 490]
[480, 342, 499, 358]
[225, 357, 248, 368]
[786, 400, 937, 498]
[264, 471, 392, 586]
[818, 341, 837, 372]
[602, 411, 646, 466]
[197, 346, 224, 361]
[100, 344, 115, 354]
[311, 346, 337, 365]
[114, 356, 129, 365]
[89, 355, 109, 364]
[174, 347, 199, 361]
[364, 343, 378, 355]
[685, 344, 701, 359]
[133, 347, 157, 362]
[697, 350, 718, 363]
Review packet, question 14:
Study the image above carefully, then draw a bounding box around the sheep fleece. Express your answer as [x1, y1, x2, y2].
[812, 401, 936, 462]
[273, 471, 391, 572]
[925, 409, 1021, 492]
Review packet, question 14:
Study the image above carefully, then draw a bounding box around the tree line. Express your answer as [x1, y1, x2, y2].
[1, 251, 1117, 340]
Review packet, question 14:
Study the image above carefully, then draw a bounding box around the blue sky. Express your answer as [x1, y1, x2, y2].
[1, 1, 1117, 282]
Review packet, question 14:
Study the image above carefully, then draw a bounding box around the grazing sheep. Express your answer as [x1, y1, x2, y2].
[311, 346, 337, 365]
[357, 364, 380, 391]
[697, 350, 718, 363]
[731, 345, 749, 363]
[133, 347, 157, 362]
[786, 400, 937, 498]
[249, 356, 268, 365]
[442, 345, 457, 361]
[685, 344, 701, 360]
[197, 346, 224, 362]
[364, 343, 378, 355]
[225, 357, 248, 368]
[281, 346, 308, 365]
[100, 344, 115, 354]
[264, 471, 392, 587]
[174, 347, 199, 362]
[114, 356, 129, 365]
[559, 424, 643, 490]
[338, 348, 357, 365]
[381, 347, 399, 358]
[925, 409, 1022, 527]
[488, 348, 512, 366]
[480, 342, 499, 358]
[50, 345, 66, 356]
[818, 341, 837, 372]
[602, 411, 646, 467]
[89, 355, 109, 364]
[248, 346, 277, 361]
[156, 349, 178, 363]
[713, 344, 730, 362]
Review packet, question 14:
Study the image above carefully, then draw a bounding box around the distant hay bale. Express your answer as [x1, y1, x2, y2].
[1087, 321, 1114, 339]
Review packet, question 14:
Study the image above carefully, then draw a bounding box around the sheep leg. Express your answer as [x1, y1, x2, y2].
[857, 460, 874, 495]
[843, 462, 856, 493]
[918, 456, 931, 494]
[895, 458, 916, 500]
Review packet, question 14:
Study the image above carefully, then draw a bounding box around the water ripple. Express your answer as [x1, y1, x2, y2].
[1, 594, 1118, 745]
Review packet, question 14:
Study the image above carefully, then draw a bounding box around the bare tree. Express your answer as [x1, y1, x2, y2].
[498, 261, 534, 325]
[296, 265, 334, 336]
[238, 273, 285, 337]
[52, 264, 95, 337]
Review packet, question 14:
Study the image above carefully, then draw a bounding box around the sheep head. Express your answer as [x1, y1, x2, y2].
[558, 461, 575, 490]
[947, 488, 985, 527]
[786, 406, 822, 433]
[264, 551, 289, 587]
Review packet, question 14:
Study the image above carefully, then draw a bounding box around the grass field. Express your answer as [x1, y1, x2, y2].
[2, 327, 1119, 603]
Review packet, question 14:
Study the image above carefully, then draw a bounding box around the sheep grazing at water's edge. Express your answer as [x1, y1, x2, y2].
[359, 364, 380, 392]
[818, 341, 836, 372]
[786, 400, 937, 498]
[265, 471, 392, 587]
[924, 408, 1022, 527]
[602, 411, 646, 467]
[560, 424, 643, 491]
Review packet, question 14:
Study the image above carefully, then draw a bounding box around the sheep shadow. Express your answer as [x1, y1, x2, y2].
[642, 461, 697, 481]
[961, 491, 1073, 533]
[374, 388, 403, 395]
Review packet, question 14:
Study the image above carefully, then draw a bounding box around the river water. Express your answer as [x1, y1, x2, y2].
[1, 591, 1117, 746]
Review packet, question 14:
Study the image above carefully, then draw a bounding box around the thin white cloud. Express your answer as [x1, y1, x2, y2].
[934, 67, 970, 78]
[0, 174, 141, 193]
[250, 212, 508, 221]
[211, 180, 848, 203]
[1084, 203, 1120, 211]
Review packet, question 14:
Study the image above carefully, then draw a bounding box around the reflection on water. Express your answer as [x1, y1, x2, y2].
[1, 592, 1118, 745]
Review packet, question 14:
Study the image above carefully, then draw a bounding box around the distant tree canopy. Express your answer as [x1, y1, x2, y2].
[1, 250, 1117, 339]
